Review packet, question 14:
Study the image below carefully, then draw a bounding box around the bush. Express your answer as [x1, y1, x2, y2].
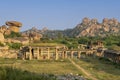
[0, 42, 4, 47]
[5, 31, 21, 38]
[78, 37, 89, 44]
[7, 43, 22, 49]
[0, 67, 57, 80]
[0, 67, 6, 80]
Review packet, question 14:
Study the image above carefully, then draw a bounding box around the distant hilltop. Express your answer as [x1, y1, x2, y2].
[23, 17, 120, 38]
[66, 17, 120, 37]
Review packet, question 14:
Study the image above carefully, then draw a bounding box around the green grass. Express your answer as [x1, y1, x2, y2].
[0, 66, 57, 80]
[1, 57, 120, 80]
[0, 58, 83, 80]
[72, 56, 120, 80]
[29, 43, 65, 47]
[16, 60, 81, 74]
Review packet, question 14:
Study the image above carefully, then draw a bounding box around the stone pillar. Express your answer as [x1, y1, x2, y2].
[55, 48, 58, 60]
[22, 52, 25, 60]
[47, 47, 50, 59]
[71, 51, 74, 58]
[101, 50, 104, 57]
[62, 51, 65, 59]
[65, 51, 67, 58]
[86, 51, 89, 56]
[29, 47, 32, 60]
[40, 48, 43, 59]
[78, 51, 81, 58]
[37, 47, 39, 60]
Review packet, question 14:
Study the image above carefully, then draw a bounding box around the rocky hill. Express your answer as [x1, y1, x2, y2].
[22, 17, 120, 38]
[69, 17, 120, 37]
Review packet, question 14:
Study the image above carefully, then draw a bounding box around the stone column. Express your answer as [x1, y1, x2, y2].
[86, 51, 89, 56]
[29, 47, 32, 60]
[55, 48, 58, 60]
[40, 48, 43, 60]
[71, 51, 74, 58]
[65, 51, 67, 58]
[22, 52, 25, 60]
[78, 51, 81, 58]
[37, 47, 39, 60]
[62, 51, 65, 59]
[47, 47, 50, 59]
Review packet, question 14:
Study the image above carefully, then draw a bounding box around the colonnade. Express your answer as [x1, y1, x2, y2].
[27, 46, 68, 60]
[21, 46, 96, 60]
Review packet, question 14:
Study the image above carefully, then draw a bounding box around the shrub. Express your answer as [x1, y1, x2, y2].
[0, 67, 57, 80]
[7, 43, 22, 49]
[5, 31, 21, 38]
[0, 42, 4, 47]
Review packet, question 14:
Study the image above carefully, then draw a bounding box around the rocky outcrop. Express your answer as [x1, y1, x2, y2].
[0, 20, 23, 45]
[5, 37, 29, 45]
[0, 21, 22, 35]
[6, 21, 22, 33]
[69, 18, 120, 37]
[21, 27, 43, 41]
[0, 32, 4, 43]
[82, 17, 90, 25]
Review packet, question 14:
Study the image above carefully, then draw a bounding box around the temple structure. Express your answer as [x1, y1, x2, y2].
[19, 44, 96, 60]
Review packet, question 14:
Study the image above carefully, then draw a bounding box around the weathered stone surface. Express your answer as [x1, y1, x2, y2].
[91, 18, 98, 24]
[1, 25, 7, 30]
[82, 17, 90, 25]
[56, 74, 86, 80]
[21, 27, 43, 41]
[0, 25, 7, 33]
[5, 21, 22, 33]
[103, 18, 109, 24]
[4, 29, 11, 35]
[9, 26, 20, 32]
[71, 17, 120, 37]
[0, 32, 4, 43]
[6, 21, 22, 27]
[28, 32, 42, 41]
[5, 37, 29, 45]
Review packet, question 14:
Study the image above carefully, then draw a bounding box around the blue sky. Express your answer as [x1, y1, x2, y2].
[0, 0, 120, 31]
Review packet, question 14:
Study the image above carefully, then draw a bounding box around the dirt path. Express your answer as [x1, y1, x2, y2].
[69, 58, 98, 80]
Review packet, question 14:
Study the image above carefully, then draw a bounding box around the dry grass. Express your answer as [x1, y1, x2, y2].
[1, 57, 120, 80]
[0, 58, 82, 75]
[73, 57, 120, 80]
[29, 43, 65, 47]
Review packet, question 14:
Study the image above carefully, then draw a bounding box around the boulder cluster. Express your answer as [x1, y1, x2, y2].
[73, 17, 120, 37]
[5, 21, 22, 33]
[0, 21, 22, 43]
[0, 21, 43, 45]
[21, 27, 42, 41]
[56, 74, 86, 80]
[0, 21, 22, 35]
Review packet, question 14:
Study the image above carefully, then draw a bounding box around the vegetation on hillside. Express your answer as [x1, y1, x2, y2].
[6, 43, 22, 49]
[4, 31, 21, 38]
[39, 35, 120, 50]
